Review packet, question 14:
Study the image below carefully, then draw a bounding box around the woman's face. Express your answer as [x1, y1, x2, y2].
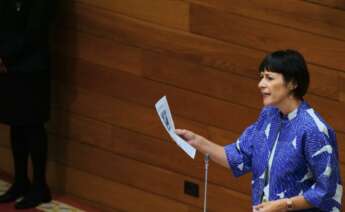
[258, 70, 293, 107]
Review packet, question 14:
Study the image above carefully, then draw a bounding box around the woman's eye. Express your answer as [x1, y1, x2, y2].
[267, 76, 274, 80]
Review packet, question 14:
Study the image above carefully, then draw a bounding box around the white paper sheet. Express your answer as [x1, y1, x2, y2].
[155, 96, 196, 159]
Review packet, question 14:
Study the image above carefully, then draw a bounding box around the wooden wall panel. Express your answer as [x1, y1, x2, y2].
[48, 109, 251, 195]
[305, 0, 345, 10]
[52, 137, 253, 211]
[53, 30, 143, 76]
[190, 3, 345, 72]
[53, 58, 259, 133]
[310, 66, 340, 100]
[191, 0, 345, 41]
[63, 31, 343, 127]
[74, 0, 189, 30]
[59, 166, 200, 212]
[48, 111, 113, 153]
[340, 72, 345, 102]
[54, 52, 345, 136]
[57, 3, 342, 101]
[58, 2, 263, 76]
[143, 50, 341, 105]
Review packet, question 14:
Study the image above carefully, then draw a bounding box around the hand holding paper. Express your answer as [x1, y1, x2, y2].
[155, 96, 196, 159]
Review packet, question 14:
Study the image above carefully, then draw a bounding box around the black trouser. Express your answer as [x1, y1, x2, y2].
[10, 124, 48, 188]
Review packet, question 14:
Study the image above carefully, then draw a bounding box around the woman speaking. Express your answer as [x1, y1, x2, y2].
[176, 50, 342, 211]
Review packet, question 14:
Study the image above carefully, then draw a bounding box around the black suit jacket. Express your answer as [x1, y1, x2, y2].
[0, 0, 55, 73]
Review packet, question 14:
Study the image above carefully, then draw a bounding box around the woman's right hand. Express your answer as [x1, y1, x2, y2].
[175, 129, 206, 150]
[175, 129, 229, 168]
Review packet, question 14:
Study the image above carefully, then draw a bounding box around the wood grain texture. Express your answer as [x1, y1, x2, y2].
[304, 0, 345, 10]
[190, 3, 345, 72]
[50, 137, 252, 211]
[74, 0, 189, 30]
[57, 1, 263, 76]
[53, 54, 345, 135]
[51, 53, 345, 161]
[191, 0, 345, 41]
[52, 57, 259, 133]
[56, 3, 343, 101]
[53, 29, 143, 76]
[340, 72, 345, 102]
[53, 31, 345, 135]
[48, 109, 251, 194]
[143, 50, 340, 103]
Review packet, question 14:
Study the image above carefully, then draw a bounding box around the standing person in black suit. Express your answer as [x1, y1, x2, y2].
[0, 0, 54, 209]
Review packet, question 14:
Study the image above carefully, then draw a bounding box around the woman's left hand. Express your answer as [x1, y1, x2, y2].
[253, 199, 287, 212]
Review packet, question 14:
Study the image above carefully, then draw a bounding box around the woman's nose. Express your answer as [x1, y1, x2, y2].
[258, 78, 265, 88]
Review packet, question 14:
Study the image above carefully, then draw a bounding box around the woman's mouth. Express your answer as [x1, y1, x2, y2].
[262, 92, 271, 97]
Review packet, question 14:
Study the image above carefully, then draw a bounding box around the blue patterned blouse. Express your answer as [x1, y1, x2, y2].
[225, 101, 343, 211]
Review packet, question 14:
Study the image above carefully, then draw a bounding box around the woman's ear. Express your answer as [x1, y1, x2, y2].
[287, 81, 297, 91]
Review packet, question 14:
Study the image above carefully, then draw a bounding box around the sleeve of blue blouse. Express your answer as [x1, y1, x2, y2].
[224, 108, 266, 177]
[303, 128, 342, 211]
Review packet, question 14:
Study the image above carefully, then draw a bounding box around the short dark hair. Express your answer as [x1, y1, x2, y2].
[259, 49, 309, 100]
